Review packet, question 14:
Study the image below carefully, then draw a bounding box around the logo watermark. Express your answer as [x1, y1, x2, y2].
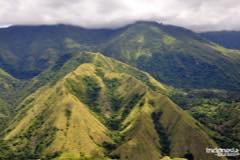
[206, 148, 240, 157]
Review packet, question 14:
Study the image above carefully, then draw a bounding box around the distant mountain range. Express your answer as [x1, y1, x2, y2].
[0, 21, 240, 90]
[201, 31, 240, 49]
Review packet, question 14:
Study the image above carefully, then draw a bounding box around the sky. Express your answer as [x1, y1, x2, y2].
[0, 0, 240, 32]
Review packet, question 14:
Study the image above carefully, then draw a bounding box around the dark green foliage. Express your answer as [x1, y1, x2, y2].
[151, 111, 171, 155]
[3, 126, 59, 160]
[95, 68, 105, 78]
[15, 103, 58, 158]
[104, 78, 122, 111]
[52, 54, 72, 71]
[121, 93, 145, 119]
[65, 107, 72, 119]
[104, 78, 119, 91]
[0, 142, 40, 160]
[83, 76, 101, 104]
[102, 141, 117, 151]
[109, 154, 120, 159]
[66, 75, 101, 112]
[102, 141, 120, 159]
[0, 140, 11, 159]
[106, 116, 121, 130]
[23, 104, 50, 139]
[65, 106, 72, 128]
[171, 89, 240, 149]
[137, 51, 240, 90]
[139, 99, 145, 107]
[1, 22, 240, 90]
[184, 151, 194, 160]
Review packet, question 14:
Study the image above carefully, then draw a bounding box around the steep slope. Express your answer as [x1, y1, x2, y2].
[200, 31, 240, 50]
[0, 68, 22, 129]
[99, 21, 240, 90]
[0, 25, 123, 79]
[1, 53, 224, 160]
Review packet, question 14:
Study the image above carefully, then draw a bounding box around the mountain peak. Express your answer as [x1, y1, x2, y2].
[2, 52, 221, 160]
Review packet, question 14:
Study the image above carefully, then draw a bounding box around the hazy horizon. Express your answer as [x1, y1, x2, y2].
[1, 0, 240, 32]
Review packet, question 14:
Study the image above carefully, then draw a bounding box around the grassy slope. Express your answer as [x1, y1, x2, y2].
[2, 53, 225, 160]
[0, 68, 22, 129]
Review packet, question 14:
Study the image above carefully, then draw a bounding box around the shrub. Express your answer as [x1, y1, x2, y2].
[151, 111, 171, 155]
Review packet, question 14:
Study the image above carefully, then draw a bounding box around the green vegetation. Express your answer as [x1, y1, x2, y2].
[99, 22, 240, 90]
[103, 78, 122, 111]
[66, 75, 101, 112]
[151, 111, 171, 155]
[121, 93, 145, 119]
[0, 21, 239, 160]
[105, 116, 121, 130]
[0, 22, 240, 90]
[0, 53, 225, 160]
[171, 89, 240, 149]
[183, 151, 194, 160]
[82, 76, 101, 103]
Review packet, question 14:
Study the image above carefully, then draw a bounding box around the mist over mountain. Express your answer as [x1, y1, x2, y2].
[1, 0, 240, 32]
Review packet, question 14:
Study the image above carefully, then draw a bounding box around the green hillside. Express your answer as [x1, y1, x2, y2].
[0, 68, 22, 129]
[170, 89, 240, 149]
[0, 53, 224, 160]
[99, 22, 240, 90]
[0, 22, 239, 160]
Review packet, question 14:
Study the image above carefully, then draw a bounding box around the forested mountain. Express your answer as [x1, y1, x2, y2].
[0, 21, 239, 160]
[1, 22, 240, 90]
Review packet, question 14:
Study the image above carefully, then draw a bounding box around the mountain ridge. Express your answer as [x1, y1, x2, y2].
[1, 21, 240, 90]
[1, 53, 224, 160]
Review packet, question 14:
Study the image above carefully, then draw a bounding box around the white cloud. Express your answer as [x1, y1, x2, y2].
[0, 0, 240, 31]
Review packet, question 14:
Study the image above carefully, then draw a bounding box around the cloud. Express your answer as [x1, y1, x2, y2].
[0, 0, 240, 31]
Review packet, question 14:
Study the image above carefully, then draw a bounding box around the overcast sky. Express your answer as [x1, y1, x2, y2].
[0, 0, 240, 32]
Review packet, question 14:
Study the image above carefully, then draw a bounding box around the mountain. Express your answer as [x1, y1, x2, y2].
[200, 31, 240, 50]
[0, 24, 122, 79]
[0, 68, 22, 129]
[1, 22, 240, 90]
[0, 53, 224, 160]
[99, 22, 240, 90]
[0, 21, 239, 160]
